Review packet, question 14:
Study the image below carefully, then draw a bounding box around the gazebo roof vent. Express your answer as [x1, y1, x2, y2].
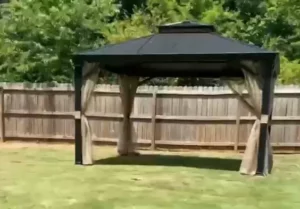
[158, 20, 216, 33]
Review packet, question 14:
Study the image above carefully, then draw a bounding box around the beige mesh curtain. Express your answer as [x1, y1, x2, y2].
[118, 75, 140, 155]
[81, 62, 100, 165]
[225, 60, 273, 175]
[79, 63, 140, 163]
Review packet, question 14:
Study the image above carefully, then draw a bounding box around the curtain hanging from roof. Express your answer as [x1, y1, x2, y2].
[118, 75, 139, 155]
[224, 60, 273, 175]
[81, 62, 100, 165]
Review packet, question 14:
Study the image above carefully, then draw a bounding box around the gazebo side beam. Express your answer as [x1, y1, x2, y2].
[257, 67, 276, 175]
[74, 59, 83, 165]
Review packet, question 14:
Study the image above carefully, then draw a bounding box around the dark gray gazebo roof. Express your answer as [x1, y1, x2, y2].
[74, 21, 278, 78]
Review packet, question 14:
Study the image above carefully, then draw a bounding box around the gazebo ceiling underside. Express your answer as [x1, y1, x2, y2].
[75, 25, 277, 78]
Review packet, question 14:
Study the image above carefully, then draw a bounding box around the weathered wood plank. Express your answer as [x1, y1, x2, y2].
[234, 99, 241, 151]
[151, 89, 157, 150]
[0, 87, 4, 142]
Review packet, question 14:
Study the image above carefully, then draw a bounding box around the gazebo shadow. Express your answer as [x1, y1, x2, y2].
[94, 154, 241, 171]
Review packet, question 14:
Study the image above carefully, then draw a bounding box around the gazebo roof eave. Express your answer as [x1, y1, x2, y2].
[73, 52, 278, 64]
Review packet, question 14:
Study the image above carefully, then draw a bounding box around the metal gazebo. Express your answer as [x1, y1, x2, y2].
[73, 21, 279, 176]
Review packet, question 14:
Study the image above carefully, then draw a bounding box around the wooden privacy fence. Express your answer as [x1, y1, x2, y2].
[0, 83, 300, 150]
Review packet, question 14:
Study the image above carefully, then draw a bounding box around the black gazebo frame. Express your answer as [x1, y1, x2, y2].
[73, 21, 279, 176]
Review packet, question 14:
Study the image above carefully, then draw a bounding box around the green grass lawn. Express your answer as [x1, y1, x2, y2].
[0, 143, 300, 209]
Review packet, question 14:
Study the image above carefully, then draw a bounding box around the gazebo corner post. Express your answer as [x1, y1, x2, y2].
[118, 75, 139, 156]
[74, 57, 83, 165]
[256, 64, 276, 176]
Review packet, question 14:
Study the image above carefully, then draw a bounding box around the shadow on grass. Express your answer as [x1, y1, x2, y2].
[95, 154, 241, 171]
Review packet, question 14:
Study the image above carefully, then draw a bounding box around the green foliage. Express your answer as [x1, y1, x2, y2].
[279, 57, 300, 84]
[1, 0, 300, 84]
[102, 0, 193, 43]
[0, 0, 119, 82]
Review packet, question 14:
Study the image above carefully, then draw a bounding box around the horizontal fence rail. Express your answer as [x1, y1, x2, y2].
[1, 83, 300, 151]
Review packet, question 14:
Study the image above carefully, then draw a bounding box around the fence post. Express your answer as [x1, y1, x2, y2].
[151, 88, 157, 150]
[234, 98, 241, 151]
[0, 87, 4, 142]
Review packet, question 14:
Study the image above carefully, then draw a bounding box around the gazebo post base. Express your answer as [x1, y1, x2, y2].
[118, 151, 141, 157]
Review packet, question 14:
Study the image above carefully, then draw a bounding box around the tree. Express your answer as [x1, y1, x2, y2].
[0, 0, 119, 82]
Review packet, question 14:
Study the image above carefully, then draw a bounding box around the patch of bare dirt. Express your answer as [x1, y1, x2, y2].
[0, 141, 241, 157]
[0, 141, 73, 150]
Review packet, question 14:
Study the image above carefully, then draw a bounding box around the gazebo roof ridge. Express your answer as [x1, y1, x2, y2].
[157, 20, 216, 33]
